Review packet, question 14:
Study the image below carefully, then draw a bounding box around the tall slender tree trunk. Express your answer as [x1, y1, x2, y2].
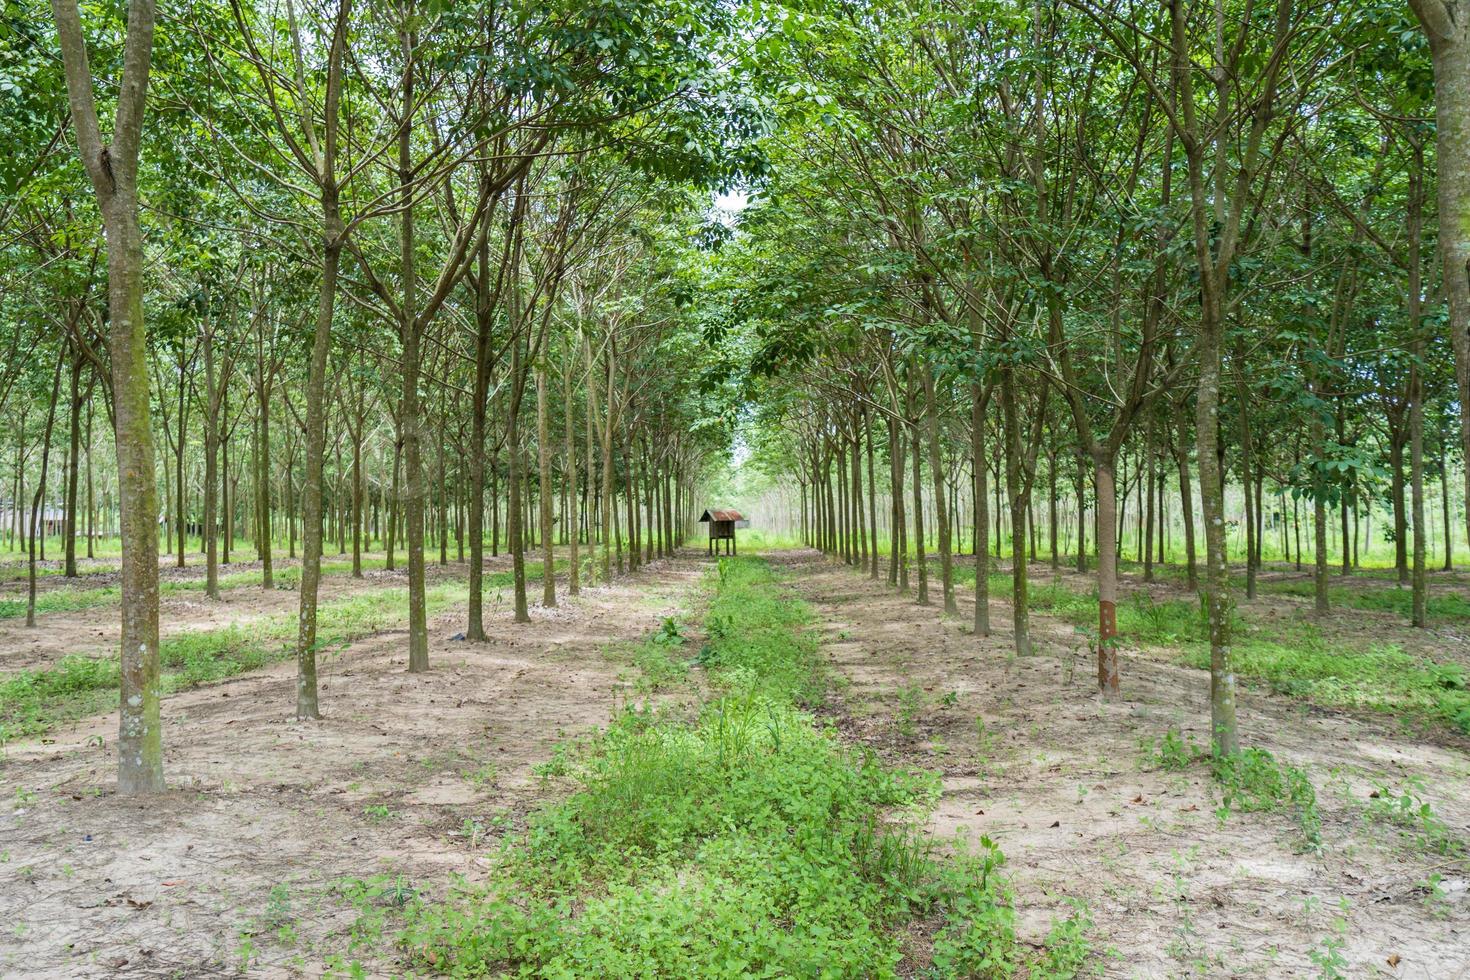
[352, 411, 363, 579]
[27, 352, 64, 627]
[173, 359, 186, 568]
[508, 343, 530, 622]
[295, 204, 341, 720]
[64, 354, 81, 578]
[1001, 367, 1031, 656]
[537, 367, 556, 606]
[971, 383, 990, 636]
[600, 342, 615, 583]
[1074, 452, 1088, 573]
[202, 317, 220, 600]
[85, 399, 94, 559]
[564, 347, 579, 595]
[1391, 433, 1409, 584]
[1411, 0, 1470, 554]
[398, 24, 429, 673]
[925, 367, 956, 613]
[256, 374, 273, 589]
[910, 417, 928, 605]
[866, 413, 879, 580]
[51, 0, 164, 791]
[1408, 142, 1429, 627]
[1094, 457, 1120, 692]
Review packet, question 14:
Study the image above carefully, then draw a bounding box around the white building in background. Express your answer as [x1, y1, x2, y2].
[0, 503, 115, 538]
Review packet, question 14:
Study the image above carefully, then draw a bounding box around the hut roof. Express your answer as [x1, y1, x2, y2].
[698, 509, 743, 522]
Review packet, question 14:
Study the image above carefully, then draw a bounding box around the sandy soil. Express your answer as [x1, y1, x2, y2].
[0, 557, 705, 978]
[779, 550, 1470, 978]
[0, 553, 532, 679]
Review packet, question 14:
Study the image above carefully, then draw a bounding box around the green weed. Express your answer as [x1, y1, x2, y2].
[1213, 749, 1321, 850]
[372, 558, 1087, 977]
[1138, 729, 1204, 771]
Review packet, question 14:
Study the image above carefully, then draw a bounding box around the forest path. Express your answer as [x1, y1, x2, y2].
[0, 555, 707, 978]
[778, 549, 1470, 979]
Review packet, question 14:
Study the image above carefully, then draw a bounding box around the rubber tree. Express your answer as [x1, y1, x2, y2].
[50, 0, 164, 792]
[1409, 0, 1470, 550]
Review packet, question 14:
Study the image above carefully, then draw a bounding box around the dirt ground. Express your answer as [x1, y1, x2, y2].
[0, 557, 705, 978]
[777, 550, 1470, 978]
[3, 548, 1467, 978]
[0, 553, 522, 678]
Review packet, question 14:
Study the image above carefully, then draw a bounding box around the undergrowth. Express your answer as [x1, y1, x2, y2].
[0, 564, 565, 744]
[1212, 748, 1322, 851]
[371, 557, 1092, 978]
[951, 565, 1470, 735]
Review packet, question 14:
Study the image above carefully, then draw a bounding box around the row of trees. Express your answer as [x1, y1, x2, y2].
[746, 392, 1464, 581]
[6, 0, 750, 793]
[718, 0, 1470, 756]
[10, 0, 1469, 786]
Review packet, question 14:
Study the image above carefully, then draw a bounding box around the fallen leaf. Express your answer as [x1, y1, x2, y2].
[160, 880, 184, 887]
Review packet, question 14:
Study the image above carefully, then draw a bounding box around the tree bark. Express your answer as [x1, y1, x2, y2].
[1410, 0, 1470, 555]
[924, 366, 956, 613]
[537, 366, 556, 606]
[51, 0, 164, 792]
[971, 383, 990, 636]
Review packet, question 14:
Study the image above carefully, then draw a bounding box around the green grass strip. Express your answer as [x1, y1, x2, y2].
[380, 557, 1090, 978]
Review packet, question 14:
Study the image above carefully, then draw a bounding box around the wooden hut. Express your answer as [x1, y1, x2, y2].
[698, 509, 742, 555]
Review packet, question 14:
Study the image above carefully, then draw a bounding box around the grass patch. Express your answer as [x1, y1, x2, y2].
[1180, 637, 1470, 736]
[1258, 577, 1470, 620]
[1212, 748, 1322, 851]
[370, 557, 1091, 977]
[0, 555, 402, 620]
[953, 563, 1470, 736]
[0, 579, 476, 744]
[0, 585, 120, 620]
[0, 560, 571, 744]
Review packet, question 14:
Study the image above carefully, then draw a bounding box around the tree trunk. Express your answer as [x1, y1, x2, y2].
[1412, 1, 1470, 557]
[398, 25, 428, 673]
[64, 354, 81, 578]
[51, 0, 164, 791]
[1196, 310, 1238, 756]
[1409, 141, 1429, 627]
[1001, 366, 1031, 656]
[28, 352, 65, 627]
[537, 366, 556, 606]
[924, 367, 956, 613]
[909, 417, 928, 605]
[509, 340, 530, 623]
[971, 383, 990, 636]
[202, 319, 220, 599]
[1094, 457, 1120, 692]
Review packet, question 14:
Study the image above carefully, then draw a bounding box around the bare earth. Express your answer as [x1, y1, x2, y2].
[3, 549, 1467, 977]
[0, 558, 703, 978]
[777, 550, 1470, 978]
